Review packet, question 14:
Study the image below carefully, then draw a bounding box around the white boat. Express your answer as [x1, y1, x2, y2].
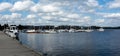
[42, 25, 57, 33]
[98, 28, 104, 31]
[84, 29, 93, 32]
[57, 29, 68, 33]
[44, 30, 57, 33]
[76, 29, 85, 32]
[85, 26, 93, 32]
[69, 29, 76, 33]
[26, 29, 37, 33]
[5, 25, 18, 38]
[76, 27, 85, 32]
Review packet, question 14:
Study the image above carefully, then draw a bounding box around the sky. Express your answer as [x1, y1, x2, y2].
[0, 0, 120, 26]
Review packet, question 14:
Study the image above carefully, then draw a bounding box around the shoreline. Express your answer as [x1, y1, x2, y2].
[0, 31, 42, 56]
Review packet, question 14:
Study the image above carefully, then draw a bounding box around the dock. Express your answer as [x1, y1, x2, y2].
[0, 31, 41, 56]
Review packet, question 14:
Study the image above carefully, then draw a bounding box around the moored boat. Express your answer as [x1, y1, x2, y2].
[98, 28, 104, 31]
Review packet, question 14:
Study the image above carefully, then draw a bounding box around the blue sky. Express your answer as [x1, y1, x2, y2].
[0, 0, 120, 26]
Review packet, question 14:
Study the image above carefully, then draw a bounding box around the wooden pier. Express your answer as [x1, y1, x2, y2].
[0, 31, 41, 56]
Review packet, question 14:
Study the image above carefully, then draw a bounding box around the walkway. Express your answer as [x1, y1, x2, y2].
[0, 31, 41, 56]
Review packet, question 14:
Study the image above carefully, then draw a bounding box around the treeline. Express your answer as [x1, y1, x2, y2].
[0, 24, 120, 31]
[0, 24, 9, 31]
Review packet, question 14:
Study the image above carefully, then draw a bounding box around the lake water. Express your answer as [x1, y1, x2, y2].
[19, 29, 120, 56]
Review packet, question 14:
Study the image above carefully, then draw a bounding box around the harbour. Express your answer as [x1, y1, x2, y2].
[1, 24, 120, 56]
[0, 0, 120, 56]
[18, 29, 120, 56]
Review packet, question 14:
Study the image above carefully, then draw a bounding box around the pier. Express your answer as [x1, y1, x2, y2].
[0, 31, 41, 56]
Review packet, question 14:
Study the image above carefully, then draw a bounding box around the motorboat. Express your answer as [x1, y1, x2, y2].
[26, 29, 37, 33]
[5, 25, 18, 38]
[98, 28, 104, 31]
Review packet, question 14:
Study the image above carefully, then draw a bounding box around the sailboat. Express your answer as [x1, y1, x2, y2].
[68, 26, 76, 33]
[44, 26, 57, 33]
[69, 28, 75, 32]
[85, 26, 93, 32]
[26, 26, 37, 33]
[76, 27, 85, 32]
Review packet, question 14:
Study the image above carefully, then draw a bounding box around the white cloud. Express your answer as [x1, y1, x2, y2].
[108, 0, 120, 8]
[30, 4, 60, 13]
[0, 0, 119, 26]
[2, 13, 21, 19]
[10, 0, 35, 12]
[95, 19, 105, 23]
[77, 0, 101, 13]
[83, 16, 91, 21]
[42, 5, 59, 12]
[59, 18, 69, 22]
[27, 14, 36, 19]
[0, 2, 12, 12]
[104, 13, 120, 18]
[30, 4, 41, 12]
[67, 14, 80, 18]
[78, 5, 95, 13]
[41, 16, 53, 20]
[11, 13, 22, 19]
[85, 0, 99, 7]
[52, 1, 70, 6]
[0, 13, 22, 24]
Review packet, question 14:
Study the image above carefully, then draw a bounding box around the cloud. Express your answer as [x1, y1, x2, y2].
[30, 3, 60, 13]
[0, 2, 12, 12]
[97, 12, 120, 19]
[0, 13, 22, 24]
[67, 14, 80, 18]
[0, 0, 120, 26]
[30, 4, 41, 13]
[27, 14, 37, 19]
[104, 13, 120, 18]
[76, 16, 91, 23]
[59, 18, 70, 22]
[108, 0, 120, 8]
[2, 13, 21, 19]
[95, 19, 105, 23]
[85, 0, 99, 7]
[42, 4, 59, 12]
[10, 0, 35, 12]
[77, 0, 101, 13]
[41, 16, 53, 20]
[1, 13, 21, 24]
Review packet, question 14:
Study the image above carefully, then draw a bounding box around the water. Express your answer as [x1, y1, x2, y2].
[19, 29, 120, 56]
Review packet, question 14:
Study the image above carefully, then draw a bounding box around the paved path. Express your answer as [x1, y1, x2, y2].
[0, 31, 41, 56]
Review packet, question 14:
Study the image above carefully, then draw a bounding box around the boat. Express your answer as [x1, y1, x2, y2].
[44, 30, 57, 33]
[76, 29, 85, 32]
[26, 29, 38, 33]
[98, 28, 104, 31]
[44, 26, 57, 34]
[26, 25, 39, 33]
[84, 29, 93, 32]
[5, 25, 18, 38]
[57, 29, 68, 33]
[76, 27, 85, 32]
[69, 29, 76, 33]
[68, 26, 76, 33]
[84, 26, 93, 32]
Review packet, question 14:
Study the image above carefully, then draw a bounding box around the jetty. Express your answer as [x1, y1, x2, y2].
[0, 31, 41, 56]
